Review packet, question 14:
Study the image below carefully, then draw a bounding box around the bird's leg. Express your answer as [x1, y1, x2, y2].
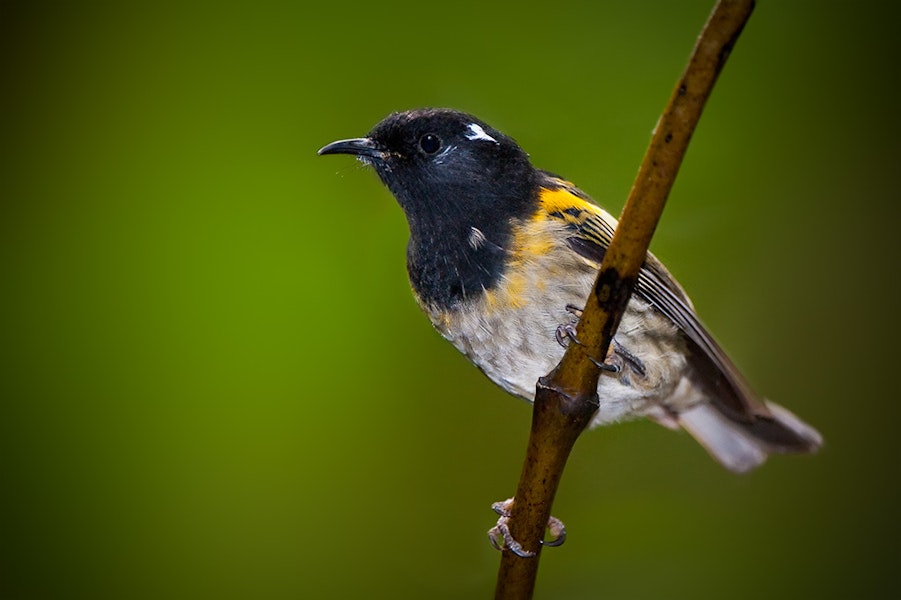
[554, 322, 581, 349]
[564, 304, 584, 318]
[555, 305, 591, 352]
[555, 305, 646, 377]
[487, 498, 567, 558]
[611, 338, 646, 377]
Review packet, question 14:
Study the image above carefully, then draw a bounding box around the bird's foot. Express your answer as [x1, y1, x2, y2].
[487, 498, 567, 558]
[555, 306, 645, 376]
[610, 339, 646, 377]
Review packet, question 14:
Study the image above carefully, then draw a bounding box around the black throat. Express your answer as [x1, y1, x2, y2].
[399, 176, 538, 311]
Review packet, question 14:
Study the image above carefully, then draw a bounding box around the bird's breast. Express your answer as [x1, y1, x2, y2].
[416, 215, 690, 423]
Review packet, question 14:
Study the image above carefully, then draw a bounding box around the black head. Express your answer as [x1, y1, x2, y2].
[318, 109, 538, 232]
[319, 108, 540, 308]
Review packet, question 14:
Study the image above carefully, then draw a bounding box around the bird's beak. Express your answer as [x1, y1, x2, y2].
[317, 137, 385, 159]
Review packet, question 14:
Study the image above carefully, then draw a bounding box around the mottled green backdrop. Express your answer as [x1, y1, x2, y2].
[2, 1, 898, 598]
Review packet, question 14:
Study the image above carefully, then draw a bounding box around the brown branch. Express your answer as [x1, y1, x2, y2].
[493, 2, 756, 598]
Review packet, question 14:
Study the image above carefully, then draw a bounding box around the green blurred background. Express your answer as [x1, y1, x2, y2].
[1, 1, 898, 598]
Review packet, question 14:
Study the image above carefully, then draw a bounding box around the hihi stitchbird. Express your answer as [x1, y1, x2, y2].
[319, 108, 822, 473]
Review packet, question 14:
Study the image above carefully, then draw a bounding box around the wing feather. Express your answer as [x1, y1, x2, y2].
[537, 174, 769, 422]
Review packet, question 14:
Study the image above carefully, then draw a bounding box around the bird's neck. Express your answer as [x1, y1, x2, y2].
[405, 223, 504, 312]
[403, 188, 536, 311]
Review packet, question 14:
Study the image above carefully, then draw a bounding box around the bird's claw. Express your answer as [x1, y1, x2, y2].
[587, 353, 623, 373]
[487, 498, 567, 558]
[555, 308, 645, 376]
[565, 304, 583, 318]
[554, 323, 579, 348]
[555, 305, 584, 349]
[542, 515, 567, 547]
[488, 516, 535, 558]
[554, 319, 621, 373]
[610, 338, 646, 377]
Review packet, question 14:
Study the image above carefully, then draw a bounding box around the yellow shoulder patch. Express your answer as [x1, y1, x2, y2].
[537, 183, 618, 253]
[538, 186, 601, 222]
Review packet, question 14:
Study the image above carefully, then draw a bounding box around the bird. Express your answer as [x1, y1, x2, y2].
[318, 108, 822, 474]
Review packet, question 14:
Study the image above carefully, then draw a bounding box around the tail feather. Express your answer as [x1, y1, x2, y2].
[678, 401, 822, 474]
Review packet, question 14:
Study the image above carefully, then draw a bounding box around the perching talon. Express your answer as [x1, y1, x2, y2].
[555, 325, 619, 372]
[587, 354, 622, 373]
[611, 338, 647, 377]
[555, 318, 621, 373]
[488, 515, 535, 558]
[556, 308, 645, 377]
[555, 323, 579, 348]
[564, 304, 583, 318]
[488, 498, 567, 557]
[554, 304, 624, 375]
[543, 515, 567, 547]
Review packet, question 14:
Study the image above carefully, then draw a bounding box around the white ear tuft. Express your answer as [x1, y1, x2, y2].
[465, 123, 498, 143]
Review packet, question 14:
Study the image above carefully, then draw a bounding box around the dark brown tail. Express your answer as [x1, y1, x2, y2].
[678, 400, 823, 473]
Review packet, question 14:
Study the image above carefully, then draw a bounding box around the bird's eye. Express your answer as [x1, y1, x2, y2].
[419, 134, 441, 154]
